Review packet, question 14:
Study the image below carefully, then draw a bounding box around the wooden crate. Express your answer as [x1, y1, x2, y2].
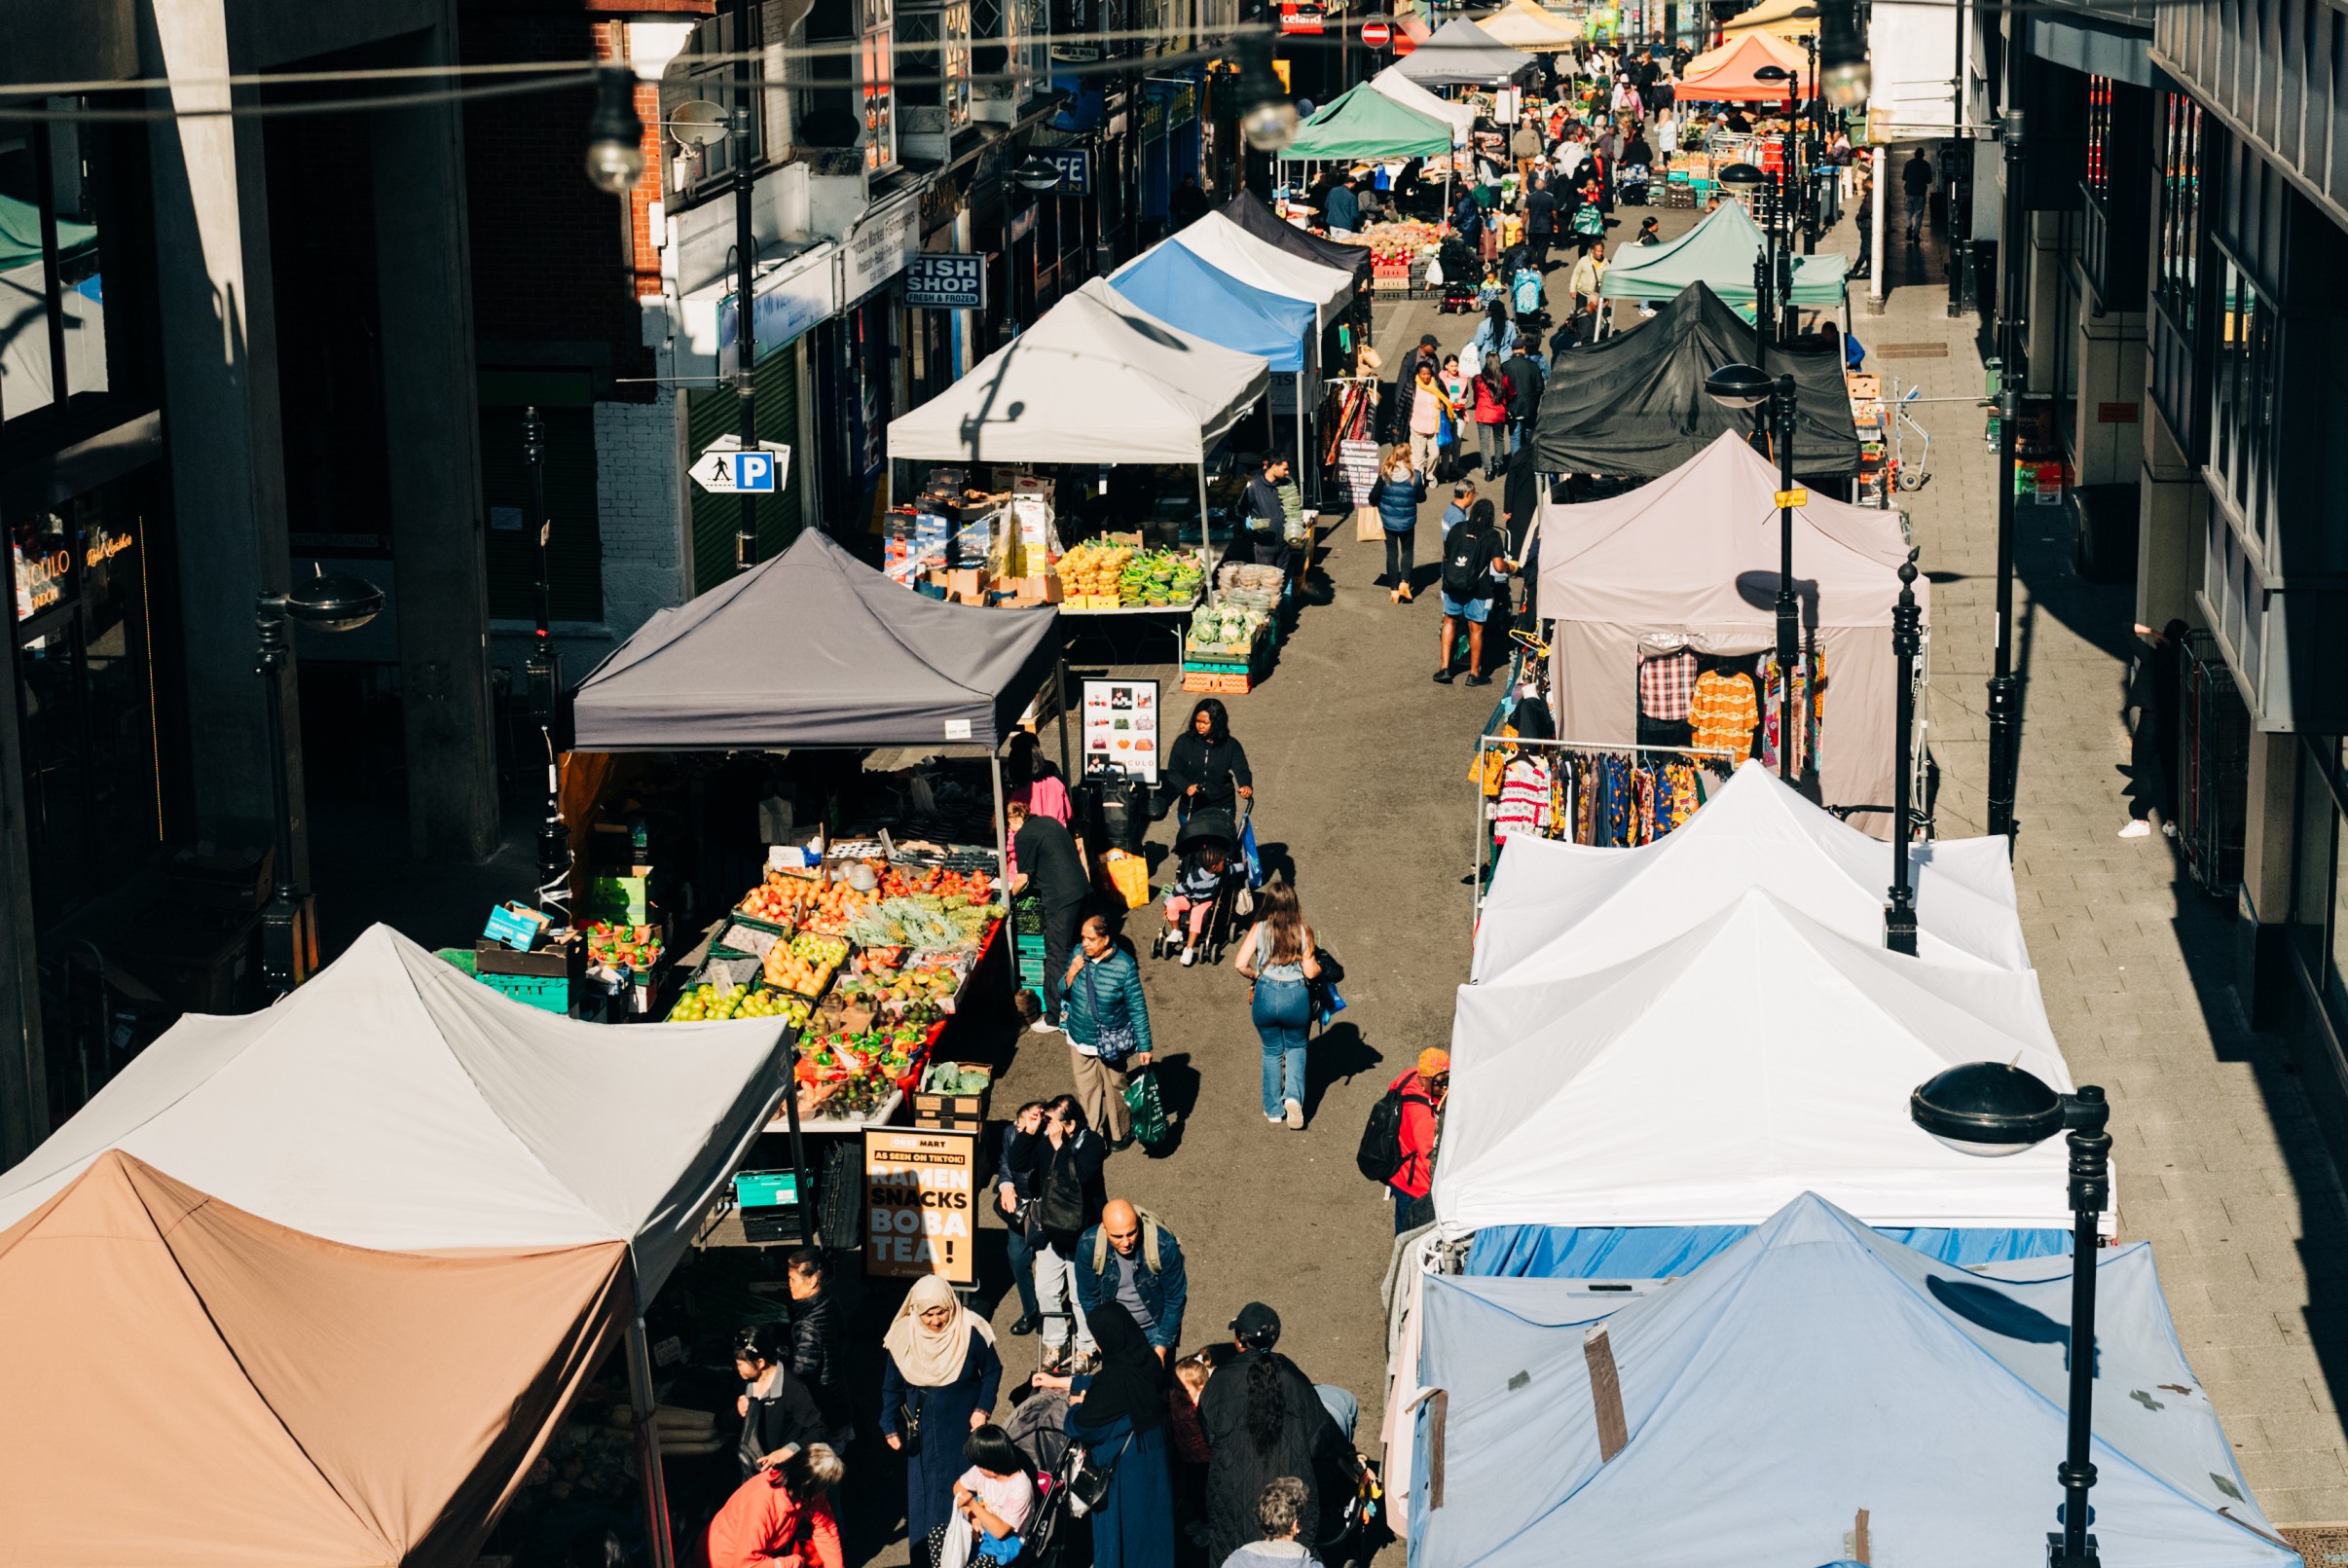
[1182, 669, 1254, 695]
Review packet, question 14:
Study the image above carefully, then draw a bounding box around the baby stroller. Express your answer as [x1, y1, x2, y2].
[1617, 162, 1654, 205]
[1151, 805, 1249, 966]
[1000, 1390, 1081, 1568]
[1435, 235, 1480, 314]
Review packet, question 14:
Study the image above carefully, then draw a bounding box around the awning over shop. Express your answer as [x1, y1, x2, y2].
[1473, 760, 2024, 981]
[1434, 890, 2077, 1235]
[1217, 189, 1375, 279]
[1111, 239, 1318, 372]
[1474, 0, 1583, 51]
[1674, 25, 1816, 98]
[1599, 199, 1850, 306]
[0, 1150, 624, 1568]
[0, 924, 792, 1293]
[1393, 17, 1530, 84]
[1363, 64, 1476, 141]
[1283, 81, 1454, 161]
[887, 274, 1271, 463]
[575, 529, 1065, 751]
[1534, 281, 1858, 477]
[1168, 211, 1356, 327]
[1533, 430, 1911, 820]
[1410, 1196, 2289, 1568]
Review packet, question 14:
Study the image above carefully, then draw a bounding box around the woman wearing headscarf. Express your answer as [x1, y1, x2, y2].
[881, 1276, 1006, 1564]
[1031, 1301, 1176, 1568]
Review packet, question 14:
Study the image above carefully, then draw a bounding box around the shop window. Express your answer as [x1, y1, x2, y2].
[2291, 738, 2348, 1035]
[899, 0, 974, 157]
[662, 12, 756, 202]
[0, 105, 115, 424]
[2155, 92, 2205, 334]
[2208, 249, 2278, 554]
[2085, 76, 2113, 203]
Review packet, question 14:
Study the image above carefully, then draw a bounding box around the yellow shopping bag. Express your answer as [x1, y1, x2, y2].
[1102, 849, 1151, 910]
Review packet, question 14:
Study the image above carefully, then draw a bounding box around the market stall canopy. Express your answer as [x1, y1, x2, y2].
[1434, 890, 2079, 1235]
[1218, 189, 1375, 278]
[1536, 429, 1914, 820]
[1599, 199, 1850, 306]
[1474, 759, 2025, 980]
[1168, 211, 1356, 327]
[1365, 65, 1476, 141]
[1474, 0, 1583, 50]
[573, 529, 1063, 751]
[1534, 281, 1857, 475]
[0, 924, 791, 1293]
[1723, 0, 1819, 38]
[1410, 1195, 2289, 1568]
[1393, 17, 1530, 84]
[1283, 81, 1453, 162]
[1109, 240, 1317, 372]
[0, 1150, 623, 1568]
[888, 275, 1269, 462]
[1674, 26, 1816, 98]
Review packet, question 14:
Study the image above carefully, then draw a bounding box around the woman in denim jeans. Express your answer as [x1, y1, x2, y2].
[1236, 883, 1323, 1130]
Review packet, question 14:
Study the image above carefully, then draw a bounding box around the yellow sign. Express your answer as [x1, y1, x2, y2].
[862, 1126, 978, 1284]
[1774, 488, 1810, 509]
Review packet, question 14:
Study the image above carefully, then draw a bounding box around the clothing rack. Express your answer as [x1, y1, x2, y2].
[1469, 735, 1741, 920]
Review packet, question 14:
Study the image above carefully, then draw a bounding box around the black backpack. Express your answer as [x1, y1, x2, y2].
[1442, 527, 1494, 600]
[1356, 1085, 1426, 1184]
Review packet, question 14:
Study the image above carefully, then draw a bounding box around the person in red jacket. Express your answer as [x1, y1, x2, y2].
[1471, 359, 1514, 479]
[693, 1443, 846, 1568]
[1387, 1049, 1449, 1233]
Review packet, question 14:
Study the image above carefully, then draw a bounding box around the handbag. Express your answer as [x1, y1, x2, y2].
[1082, 964, 1140, 1066]
[1064, 1435, 1129, 1517]
[896, 1398, 924, 1458]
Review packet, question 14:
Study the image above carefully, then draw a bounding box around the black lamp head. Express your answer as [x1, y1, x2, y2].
[1718, 161, 1766, 186]
[1910, 1062, 2067, 1156]
[280, 574, 387, 633]
[1753, 63, 1792, 82]
[1704, 362, 1776, 410]
[1011, 154, 1062, 191]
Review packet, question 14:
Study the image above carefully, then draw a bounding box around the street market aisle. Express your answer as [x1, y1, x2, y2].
[1844, 207, 2348, 1520]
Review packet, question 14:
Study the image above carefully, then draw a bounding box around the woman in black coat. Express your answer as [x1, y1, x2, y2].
[734, 1322, 828, 1477]
[1159, 699, 1255, 820]
[1197, 1341, 1356, 1568]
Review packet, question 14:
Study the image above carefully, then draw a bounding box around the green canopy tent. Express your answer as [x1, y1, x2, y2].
[1283, 82, 1454, 162]
[1599, 200, 1849, 309]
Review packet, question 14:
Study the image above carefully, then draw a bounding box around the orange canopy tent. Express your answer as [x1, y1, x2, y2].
[1674, 28, 1815, 100]
[0, 1150, 627, 1567]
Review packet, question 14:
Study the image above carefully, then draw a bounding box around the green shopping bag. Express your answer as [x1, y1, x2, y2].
[1123, 1067, 1172, 1149]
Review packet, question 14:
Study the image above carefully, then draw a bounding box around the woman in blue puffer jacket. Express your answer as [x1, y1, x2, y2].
[1371, 446, 1422, 602]
[1062, 914, 1155, 1149]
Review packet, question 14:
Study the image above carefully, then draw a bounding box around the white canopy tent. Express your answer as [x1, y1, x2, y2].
[1434, 889, 2092, 1236]
[1475, 0, 1584, 50]
[1365, 65, 1475, 142]
[1474, 759, 2029, 979]
[1538, 430, 1923, 835]
[0, 923, 795, 1568]
[887, 276, 1269, 464]
[1167, 211, 1356, 328]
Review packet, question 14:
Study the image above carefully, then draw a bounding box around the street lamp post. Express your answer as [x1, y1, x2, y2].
[255, 574, 387, 1000]
[1706, 364, 1803, 784]
[1720, 161, 1773, 344]
[1886, 555, 1921, 953]
[523, 408, 571, 921]
[732, 0, 761, 573]
[1986, 106, 2027, 843]
[1800, 36, 1820, 254]
[1911, 1064, 2110, 1568]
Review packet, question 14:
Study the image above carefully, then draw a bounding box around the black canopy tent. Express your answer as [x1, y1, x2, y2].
[1218, 189, 1374, 282]
[1531, 282, 1861, 479]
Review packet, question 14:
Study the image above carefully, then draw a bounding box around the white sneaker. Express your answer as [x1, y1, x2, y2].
[1030, 1017, 1061, 1034]
[1266, 1113, 1285, 1125]
[1180, 947, 1196, 966]
[2117, 820, 2152, 839]
[1284, 1098, 1305, 1130]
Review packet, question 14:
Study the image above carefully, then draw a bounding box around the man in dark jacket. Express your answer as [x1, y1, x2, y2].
[785, 1249, 851, 1444]
[1199, 1303, 1358, 1568]
[1074, 1199, 1190, 1358]
[1523, 176, 1558, 272]
[1009, 799, 1089, 1031]
[1501, 335, 1543, 464]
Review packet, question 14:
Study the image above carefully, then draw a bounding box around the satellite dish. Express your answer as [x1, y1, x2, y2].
[669, 99, 730, 149]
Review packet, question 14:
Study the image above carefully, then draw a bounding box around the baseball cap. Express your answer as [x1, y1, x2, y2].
[1231, 1302, 1282, 1348]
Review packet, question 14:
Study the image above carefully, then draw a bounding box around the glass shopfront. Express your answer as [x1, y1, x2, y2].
[9, 467, 169, 926]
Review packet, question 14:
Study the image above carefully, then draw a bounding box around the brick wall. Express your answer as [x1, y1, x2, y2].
[594, 329, 688, 646]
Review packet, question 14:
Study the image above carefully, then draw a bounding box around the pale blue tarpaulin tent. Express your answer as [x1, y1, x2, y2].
[1109, 241, 1316, 372]
[1409, 1194, 2296, 1568]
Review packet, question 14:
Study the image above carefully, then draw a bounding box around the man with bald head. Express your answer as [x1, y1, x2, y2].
[1073, 1197, 1189, 1362]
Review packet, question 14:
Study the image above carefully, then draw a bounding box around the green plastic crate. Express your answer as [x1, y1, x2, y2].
[480, 970, 570, 1013]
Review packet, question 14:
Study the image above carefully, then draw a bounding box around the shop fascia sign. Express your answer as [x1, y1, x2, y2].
[718, 244, 838, 375]
[840, 194, 922, 305]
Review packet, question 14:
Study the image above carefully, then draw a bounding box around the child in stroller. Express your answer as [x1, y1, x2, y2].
[1435, 235, 1480, 314]
[1154, 808, 1245, 966]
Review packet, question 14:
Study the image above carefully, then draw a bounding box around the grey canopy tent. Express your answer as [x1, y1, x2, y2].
[1219, 190, 1373, 281]
[572, 529, 1062, 752]
[1395, 17, 1532, 85]
[1530, 281, 1860, 478]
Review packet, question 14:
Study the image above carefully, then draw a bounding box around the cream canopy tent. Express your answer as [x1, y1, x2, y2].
[1366, 64, 1475, 142]
[887, 276, 1270, 463]
[1476, 0, 1584, 50]
[0, 1151, 625, 1568]
[1434, 889, 2087, 1236]
[1537, 431, 1924, 834]
[1473, 759, 2027, 980]
[1724, 0, 1820, 39]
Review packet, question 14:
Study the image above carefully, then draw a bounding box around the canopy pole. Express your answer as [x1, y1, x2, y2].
[625, 1283, 678, 1568]
[1054, 656, 1074, 779]
[1196, 463, 1214, 601]
[782, 1040, 809, 1246]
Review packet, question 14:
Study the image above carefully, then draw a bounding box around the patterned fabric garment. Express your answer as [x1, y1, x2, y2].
[1758, 650, 1827, 778]
[1688, 670, 1760, 759]
[1637, 649, 1699, 720]
[1492, 755, 1554, 843]
[1600, 756, 1633, 847]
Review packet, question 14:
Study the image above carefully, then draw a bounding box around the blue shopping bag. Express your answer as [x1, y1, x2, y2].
[1239, 815, 1265, 889]
[1313, 980, 1347, 1031]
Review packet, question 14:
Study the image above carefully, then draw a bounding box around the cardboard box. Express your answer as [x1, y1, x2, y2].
[946, 566, 989, 601]
[913, 1064, 994, 1128]
[1005, 574, 1065, 604]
